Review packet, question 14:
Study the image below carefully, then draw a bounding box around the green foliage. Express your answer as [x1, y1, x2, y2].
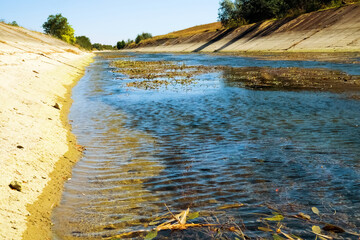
[76, 36, 92, 50]
[9, 21, 19, 26]
[92, 43, 115, 51]
[117, 40, 126, 49]
[125, 39, 135, 48]
[219, 0, 247, 28]
[0, 19, 20, 27]
[135, 32, 153, 44]
[218, 0, 345, 27]
[42, 14, 75, 44]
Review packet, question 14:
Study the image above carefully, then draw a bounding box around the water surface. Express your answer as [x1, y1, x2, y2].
[52, 53, 360, 239]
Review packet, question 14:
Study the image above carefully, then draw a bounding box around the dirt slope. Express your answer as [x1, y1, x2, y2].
[134, 3, 360, 52]
[0, 23, 93, 239]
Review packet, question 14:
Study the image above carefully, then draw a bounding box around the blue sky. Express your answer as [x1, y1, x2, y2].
[0, 0, 220, 45]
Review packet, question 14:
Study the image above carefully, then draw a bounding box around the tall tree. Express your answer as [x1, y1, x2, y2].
[43, 14, 75, 44]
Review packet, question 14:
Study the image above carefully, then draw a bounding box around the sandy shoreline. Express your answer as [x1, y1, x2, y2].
[0, 23, 93, 240]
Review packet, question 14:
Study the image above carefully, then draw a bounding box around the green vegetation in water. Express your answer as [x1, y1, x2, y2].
[223, 66, 360, 92]
[111, 58, 360, 93]
[111, 60, 219, 90]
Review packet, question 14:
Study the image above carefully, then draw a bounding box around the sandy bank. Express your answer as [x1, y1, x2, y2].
[133, 3, 360, 53]
[0, 22, 93, 239]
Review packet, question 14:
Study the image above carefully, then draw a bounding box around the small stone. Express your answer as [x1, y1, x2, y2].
[9, 181, 22, 192]
[53, 103, 60, 110]
[16, 145, 24, 149]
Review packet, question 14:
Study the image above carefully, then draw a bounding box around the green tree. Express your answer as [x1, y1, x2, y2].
[9, 21, 19, 26]
[76, 36, 92, 50]
[135, 32, 153, 44]
[43, 14, 75, 44]
[117, 40, 126, 49]
[92, 43, 115, 50]
[218, 0, 236, 27]
[218, 0, 346, 28]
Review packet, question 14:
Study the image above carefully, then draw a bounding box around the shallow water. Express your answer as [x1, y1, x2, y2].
[52, 53, 360, 239]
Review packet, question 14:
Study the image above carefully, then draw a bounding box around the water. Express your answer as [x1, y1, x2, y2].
[52, 53, 360, 239]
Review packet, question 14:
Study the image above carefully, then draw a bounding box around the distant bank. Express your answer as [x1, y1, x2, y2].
[0, 22, 93, 239]
[131, 3, 360, 53]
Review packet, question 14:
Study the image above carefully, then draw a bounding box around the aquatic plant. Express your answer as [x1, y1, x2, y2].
[111, 60, 216, 89]
[222, 67, 360, 92]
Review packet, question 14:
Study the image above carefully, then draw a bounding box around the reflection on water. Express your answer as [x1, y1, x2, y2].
[52, 53, 360, 239]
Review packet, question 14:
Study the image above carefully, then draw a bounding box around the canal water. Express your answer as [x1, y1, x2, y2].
[52, 53, 360, 239]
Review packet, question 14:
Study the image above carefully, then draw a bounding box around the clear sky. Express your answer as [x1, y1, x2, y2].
[0, 0, 220, 45]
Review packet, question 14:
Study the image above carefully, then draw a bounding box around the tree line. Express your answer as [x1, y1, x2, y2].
[218, 0, 347, 28]
[116, 32, 153, 49]
[42, 13, 153, 50]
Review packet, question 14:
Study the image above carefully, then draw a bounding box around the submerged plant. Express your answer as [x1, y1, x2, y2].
[111, 60, 217, 89]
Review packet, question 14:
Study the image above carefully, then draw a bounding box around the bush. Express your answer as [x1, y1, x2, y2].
[92, 43, 115, 51]
[43, 14, 76, 44]
[135, 32, 153, 44]
[9, 21, 19, 27]
[117, 40, 126, 49]
[76, 36, 92, 50]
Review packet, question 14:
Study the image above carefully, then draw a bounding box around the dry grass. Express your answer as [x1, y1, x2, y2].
[141, 22, 223, 45]
[64, 49, 80, 54]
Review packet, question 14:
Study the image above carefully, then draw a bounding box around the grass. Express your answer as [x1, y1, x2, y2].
[139, 22, 223, 45]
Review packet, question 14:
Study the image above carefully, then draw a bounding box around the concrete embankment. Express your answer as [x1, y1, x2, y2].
[134, 3, 360, 53]
[0, 22, 93, 239]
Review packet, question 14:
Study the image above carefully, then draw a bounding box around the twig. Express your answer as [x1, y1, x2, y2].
[164, 203, 182, 225]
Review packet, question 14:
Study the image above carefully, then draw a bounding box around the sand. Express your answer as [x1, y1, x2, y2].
[0, 22, 94, 239]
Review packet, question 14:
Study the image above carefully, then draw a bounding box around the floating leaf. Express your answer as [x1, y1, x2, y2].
[273, 234, 285, 240]
[187, 212, 200, 220]
[312, 225, 321, 234]
[265, 214, 284, 221]
[258, 226, 273, 232]
[144, 230, 158, 240]
[312, 207, 320, 216]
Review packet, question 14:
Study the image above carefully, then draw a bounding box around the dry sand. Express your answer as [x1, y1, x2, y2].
[0, 22, 93, 239]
